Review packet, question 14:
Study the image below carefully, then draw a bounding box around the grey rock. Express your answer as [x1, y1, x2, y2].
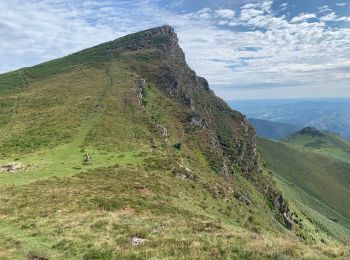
[0, 162, 25, 173]
[131, 237, 146, 246]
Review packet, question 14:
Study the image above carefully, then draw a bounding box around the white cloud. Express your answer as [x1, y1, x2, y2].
[290, 13, 316, 23]
[280, 3, 288, 11]
[320, 12, 350, 22]
[195, 8, 212, 19]
[336, 3, 348, 7]
[215, 9, 235, 19]
[318, 5, 332, 13]
[241, 3, 260, 9]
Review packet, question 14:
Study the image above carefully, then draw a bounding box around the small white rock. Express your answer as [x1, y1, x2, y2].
[131, 237, 146, 246]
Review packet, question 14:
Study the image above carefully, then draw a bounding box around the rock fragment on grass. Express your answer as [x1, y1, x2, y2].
[0, 162, 25, 173]
[131, 237, 146, 246]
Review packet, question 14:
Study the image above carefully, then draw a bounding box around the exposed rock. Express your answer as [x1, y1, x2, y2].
[120, 26, 260, 177]
[283, 212, 293, 229]
[119, 25, 179, 53]
[154, 123, 168, 141]
[174, 162, 197, 180]
[137, 78, 146, 112]
[0, 162, 25, 173]
[197, 76, 210, 91]
[189, 98, 195, 111]
[234, 191, 252, 206]
[189, 113, 207, 128]
[221, 161, 229, 180]
[131, 237, 146, 246]
[155, 67, 180, 96]
[274, 195, 293, 229]
[83, 153, 92, 163]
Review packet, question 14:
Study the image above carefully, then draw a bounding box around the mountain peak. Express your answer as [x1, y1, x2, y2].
[114, 25, 179, 53]
[299, 127, 324, 137]
[143, 25, 176, 37]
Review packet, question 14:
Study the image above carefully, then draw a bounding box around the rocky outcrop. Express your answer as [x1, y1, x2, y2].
[116, 25, 259, 177]
[137, 78, 146, 112]
[154, 123, 168, 141]
[197, 76, 210, 92]
[0, 162, 25, 173]
[275, 195, 293, 229]
[234, 191, 252, 206]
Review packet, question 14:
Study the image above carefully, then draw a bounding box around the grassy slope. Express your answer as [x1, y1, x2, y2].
[258, 137, 350, 242]
[0, 27, 349, 258]
[284, 129, 350, 163]
[2, 164, 348, 259]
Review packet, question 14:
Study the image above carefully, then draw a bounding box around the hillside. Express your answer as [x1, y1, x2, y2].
[0, 26, 349, 259]
[248, 118, 301, 140]
[258, 137, 350, 243]
[284, 127, 350, 162]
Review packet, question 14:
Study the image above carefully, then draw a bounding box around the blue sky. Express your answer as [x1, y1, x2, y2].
[1, 0, 350, 100]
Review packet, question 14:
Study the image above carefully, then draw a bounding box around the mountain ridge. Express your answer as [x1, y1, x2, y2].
[284, 126, 350, 162]
[0, 25, 349, 258]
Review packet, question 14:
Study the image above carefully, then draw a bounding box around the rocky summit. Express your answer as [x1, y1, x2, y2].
[0, 26, 349, 259]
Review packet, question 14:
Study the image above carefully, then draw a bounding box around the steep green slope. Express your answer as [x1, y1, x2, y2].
[258, 137, 350, 242]
[248, 118, 301, 140]
[0, 26, 349, 258]
[284, 127, 350, 162]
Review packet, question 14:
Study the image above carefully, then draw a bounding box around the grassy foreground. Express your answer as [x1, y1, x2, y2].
[1, 160, 349, 259]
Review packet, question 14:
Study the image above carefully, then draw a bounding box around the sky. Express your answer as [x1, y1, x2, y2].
[1, 0, 350, 100]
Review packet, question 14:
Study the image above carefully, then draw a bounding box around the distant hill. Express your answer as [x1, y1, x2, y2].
[229, 99, 350, 140]
[258, 137, 350, 242]
[248, 118, 301, 140]
[284, 127, 350, 162]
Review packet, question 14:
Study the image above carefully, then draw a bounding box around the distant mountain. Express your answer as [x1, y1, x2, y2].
[258, 137, 350, 242]
[248, 118, 301, 140]
[284, 127, 350, 162]
[229, 99, 350, 140]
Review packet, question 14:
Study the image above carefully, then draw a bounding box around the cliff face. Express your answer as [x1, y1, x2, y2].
[113, 25, 259, 178]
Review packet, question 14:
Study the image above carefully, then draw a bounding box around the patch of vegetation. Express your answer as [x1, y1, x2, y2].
[258, 137, 350, 242]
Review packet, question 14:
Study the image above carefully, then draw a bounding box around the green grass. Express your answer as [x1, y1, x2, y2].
[0, 163, 348, 259]
[284, 128, 350, 163]
[275, 174, 350, 243]
[258, 137, 350, 242]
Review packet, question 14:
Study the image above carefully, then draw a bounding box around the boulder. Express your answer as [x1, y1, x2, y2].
[0, 162, 25, 173]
